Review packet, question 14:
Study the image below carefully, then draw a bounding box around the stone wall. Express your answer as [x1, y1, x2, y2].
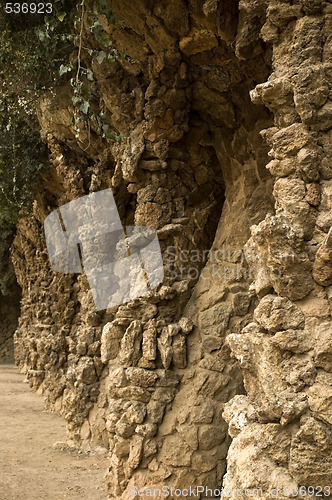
[0, 287, 20, 363]
[10, 0, 332, 498]
[223, 0, 332, 496]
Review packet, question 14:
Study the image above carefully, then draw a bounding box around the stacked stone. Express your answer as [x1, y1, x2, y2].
[224, 0, 332, 496]
[0, 286, 20, 363]
[0, 297, 19, 363]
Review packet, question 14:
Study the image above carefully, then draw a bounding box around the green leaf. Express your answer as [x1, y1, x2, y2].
[91, 20, 102, 31]
[79, 101, 90, 115]
[96, 51, 106, 64]
[86, 69, 94, 81]
[59, 64, 71, 76]
[102, 124, 109, 135]
[57, 12, 66, 22]
[101, 124, 122, 142]
[72, 96, 81, 106]
[35, 29, 50, 42]
[102, 8, 114, 22]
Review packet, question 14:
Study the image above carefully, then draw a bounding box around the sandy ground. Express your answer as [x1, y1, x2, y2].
[0, 364, 108, 500]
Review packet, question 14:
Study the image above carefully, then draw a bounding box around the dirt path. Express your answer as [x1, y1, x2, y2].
[0, 364, 108, 500]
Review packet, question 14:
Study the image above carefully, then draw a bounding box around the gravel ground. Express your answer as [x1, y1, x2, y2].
[0, 364, 108, 500]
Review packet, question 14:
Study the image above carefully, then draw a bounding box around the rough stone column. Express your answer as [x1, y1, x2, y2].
[223, 0, 332, 496]
[0, 288, 20, 363]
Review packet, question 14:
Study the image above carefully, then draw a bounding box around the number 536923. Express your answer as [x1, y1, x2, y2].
[5, 3, 53, 14]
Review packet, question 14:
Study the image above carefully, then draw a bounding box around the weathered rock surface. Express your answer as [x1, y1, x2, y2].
[223, 1, 332, 497]
[0, 288, 20, 363]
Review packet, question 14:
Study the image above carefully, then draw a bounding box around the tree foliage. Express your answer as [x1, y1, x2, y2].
[0, 0, 75, 294]
[0, 0, 121, 294]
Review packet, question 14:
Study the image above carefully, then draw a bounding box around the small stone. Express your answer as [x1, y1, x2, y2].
[266, 159, 295, 177]
[157, 328, 173, 369]
[125, 402, 147, 425]
[159, 434, 192, 466]
[172, 334, 187, 369]
[126, 367, 158, 387]
[142, 325, 157, 361]
[138, 358, 156, 369]
[314, 323, 332, 372]
[118, 320, 142, 366]
[157, 224, 185, 239]
[127, 183, 140, 194]
[155, 370, 181, 387]
[254, 295, 305, 332]
[179, 317, 194, 334]
[115, 417, 136, 438]
[109, 386, 151, 403]
[101, 322, 123, 363]
[202, 336, 222, 353]
[147, 400, 165, 424]
[198, 425, 226, 450]
[139, 160, 163, 171]
[191, 405, 214, 424]
[135, 423, 157, 437]
[179, 29, 218, 56]
[271, 329, 311, 354]
[143, 439, 158, 458]
[305, 183, 321, 206]
[166, 324, 181, 336]
[191, 451, 217, 472]
[232, 292, 251, 316]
